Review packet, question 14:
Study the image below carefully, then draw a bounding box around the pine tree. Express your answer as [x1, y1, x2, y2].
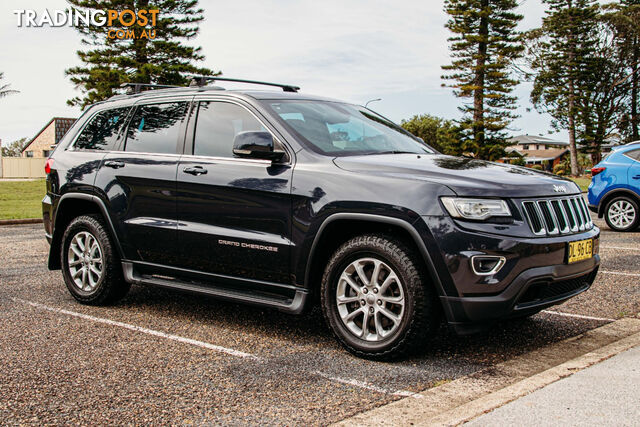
[0, 72, 18, 99]
[576, 21, 630, 163]
[400, 114, 462, 155]
[66, 0, 218, 108]
[605, 0, 640, 142]
[441, 0, 524, 161]
[527, 0, 600, 175]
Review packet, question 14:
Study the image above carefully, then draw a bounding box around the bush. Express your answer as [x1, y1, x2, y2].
[553, 164, 566, 175]
[530, 164, 543, 171]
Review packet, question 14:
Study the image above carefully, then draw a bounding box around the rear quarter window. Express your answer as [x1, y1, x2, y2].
[74, 107, 130, 151]
[624, 149, 640, 161]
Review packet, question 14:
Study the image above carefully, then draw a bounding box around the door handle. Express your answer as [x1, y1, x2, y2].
[183, 166, 208, 176]
[104, 160, 125, 169]
[633, 175, 640, 180]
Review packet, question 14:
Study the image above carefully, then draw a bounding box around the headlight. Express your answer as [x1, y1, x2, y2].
[441, 197, 511, 220]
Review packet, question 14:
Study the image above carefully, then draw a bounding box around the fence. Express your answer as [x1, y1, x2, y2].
[0, 157, 47, 178]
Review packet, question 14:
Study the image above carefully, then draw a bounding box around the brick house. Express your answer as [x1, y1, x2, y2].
[504, 134, 569, 171]
[21, 117, 76, 158]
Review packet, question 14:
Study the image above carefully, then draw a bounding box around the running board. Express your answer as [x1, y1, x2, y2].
[121, 262, 308, 314]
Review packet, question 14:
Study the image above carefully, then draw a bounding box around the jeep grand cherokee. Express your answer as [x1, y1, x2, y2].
[42, 78, 600, 359]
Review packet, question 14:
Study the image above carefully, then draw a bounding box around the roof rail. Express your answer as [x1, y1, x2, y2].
[120, 82, 181, 94]
[188, 76, 300, 93]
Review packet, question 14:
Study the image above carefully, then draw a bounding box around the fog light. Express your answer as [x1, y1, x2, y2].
[471, 255, 506, 276]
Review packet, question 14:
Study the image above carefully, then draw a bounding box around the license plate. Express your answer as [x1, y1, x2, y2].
[567, 238, 593, 264]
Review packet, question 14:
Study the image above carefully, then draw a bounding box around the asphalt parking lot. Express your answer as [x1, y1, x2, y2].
[1, 215, 638, 425]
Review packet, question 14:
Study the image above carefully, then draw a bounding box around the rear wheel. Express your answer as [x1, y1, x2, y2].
[604, 196, 639, 232]
[321, 234, 441, 360]
[61, 215, 130, 305]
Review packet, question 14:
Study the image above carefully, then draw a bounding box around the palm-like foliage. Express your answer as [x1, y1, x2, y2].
[0, 72, 18, 99]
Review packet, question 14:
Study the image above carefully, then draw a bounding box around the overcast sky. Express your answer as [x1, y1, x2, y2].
[0, 0, 556, 146]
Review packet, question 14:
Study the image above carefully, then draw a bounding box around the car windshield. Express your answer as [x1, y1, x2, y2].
[263, 100, 435, 156]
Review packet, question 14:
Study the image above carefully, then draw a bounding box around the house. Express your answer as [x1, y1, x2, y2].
[21, 117, 76, 158]
[504, 134, 569, 171]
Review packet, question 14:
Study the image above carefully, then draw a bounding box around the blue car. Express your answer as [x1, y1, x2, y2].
[588, 142, 640, 231]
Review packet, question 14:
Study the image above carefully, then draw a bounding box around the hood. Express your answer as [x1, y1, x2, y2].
[333, 154, 580, 198]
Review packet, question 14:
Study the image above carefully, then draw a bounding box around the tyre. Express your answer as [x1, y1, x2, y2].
[321, 234, 441, 360]
[604, 196, 639, 232]
[61, 214, 130, 305]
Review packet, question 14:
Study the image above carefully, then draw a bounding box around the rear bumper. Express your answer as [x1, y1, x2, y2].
[443, 255, 600, 334]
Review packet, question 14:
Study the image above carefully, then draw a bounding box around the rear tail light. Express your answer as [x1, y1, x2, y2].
[44, 158, 54, 175]
[591, 167, 606, 176]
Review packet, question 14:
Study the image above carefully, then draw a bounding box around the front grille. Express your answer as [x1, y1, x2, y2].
[521, 195, 593, 236]
[516, 270, 597, 308]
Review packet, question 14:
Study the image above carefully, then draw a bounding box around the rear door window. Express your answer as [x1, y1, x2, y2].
[192, 101, 267, 158]
[125, 102, 189, 154]
[74, 107, 130, 150]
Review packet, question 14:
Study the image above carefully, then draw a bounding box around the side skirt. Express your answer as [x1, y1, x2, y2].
[121, 261, 308, 314]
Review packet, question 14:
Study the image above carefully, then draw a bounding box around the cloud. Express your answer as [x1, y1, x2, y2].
[0, 0, 561, 145]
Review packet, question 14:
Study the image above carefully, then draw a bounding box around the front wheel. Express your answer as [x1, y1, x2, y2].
[321, 234, 441, 360]
[604, 196, 639, 232]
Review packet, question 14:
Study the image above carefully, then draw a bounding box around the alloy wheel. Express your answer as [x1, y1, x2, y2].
[608, 200, 636, 229]
[336, 257, 405, 342]
[67, 231, 104, 292]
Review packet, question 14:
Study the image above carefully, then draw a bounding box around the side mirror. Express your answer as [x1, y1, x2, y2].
[233, 131, 285, 161]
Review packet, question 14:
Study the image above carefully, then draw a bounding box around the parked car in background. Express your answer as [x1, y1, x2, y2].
[588, 142, 640, 231]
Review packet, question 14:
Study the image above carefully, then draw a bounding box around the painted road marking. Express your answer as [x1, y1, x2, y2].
[13, 298, 262, 360]
[542, 310, 615, 322]
[314, 371, 423, 399]
[600, 246, 640, 252]
[600, 271, 640, 277]
[13, 298, 418, 398]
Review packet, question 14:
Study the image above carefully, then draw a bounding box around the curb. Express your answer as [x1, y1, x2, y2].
[0, 218, 43, 226]
[334, 317, 640, 426]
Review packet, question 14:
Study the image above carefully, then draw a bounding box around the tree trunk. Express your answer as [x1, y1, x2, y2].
[473, 0, 489, 151]
[632, 36, 639, 141]
[568, 80, 579, 176]
[567, 2, 579, 177]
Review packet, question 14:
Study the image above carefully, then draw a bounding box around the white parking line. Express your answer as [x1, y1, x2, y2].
[600, 270, 640, 277]
[541, 310, 615, 322]
[599, 246, 640, 252]
[314, 371, 423, 399]
[13, 297, 419, 398]
[13, 298, 262, 360]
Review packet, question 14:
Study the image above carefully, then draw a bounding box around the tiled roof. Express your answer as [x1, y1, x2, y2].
[521, 148, 569, 161]
[54, 118, 76, 143]
[509, 134, 569, 146]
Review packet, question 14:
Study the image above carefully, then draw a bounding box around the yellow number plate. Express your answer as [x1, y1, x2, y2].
[567, 239, 593, 264]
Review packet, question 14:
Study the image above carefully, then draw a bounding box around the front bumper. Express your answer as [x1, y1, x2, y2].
[443, 256, 599, 333]
[416, 215, 600, 331]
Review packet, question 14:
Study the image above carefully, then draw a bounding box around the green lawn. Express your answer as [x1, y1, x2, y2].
[570, 176, 592, 192]
[0, 179, 46, 220]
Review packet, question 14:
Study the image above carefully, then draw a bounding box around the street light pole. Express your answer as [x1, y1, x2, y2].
[364, 98, 382, 108]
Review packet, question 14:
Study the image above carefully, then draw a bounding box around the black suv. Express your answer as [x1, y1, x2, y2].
[43, 78, 600, 359]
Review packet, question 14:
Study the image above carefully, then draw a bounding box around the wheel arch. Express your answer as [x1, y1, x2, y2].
[303, 213, 449, 307]
[598, 188, 640, 218]
[48, 193, 122, 270]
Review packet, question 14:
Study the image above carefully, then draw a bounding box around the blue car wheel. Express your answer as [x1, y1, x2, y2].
[604, 196, 639, 231]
